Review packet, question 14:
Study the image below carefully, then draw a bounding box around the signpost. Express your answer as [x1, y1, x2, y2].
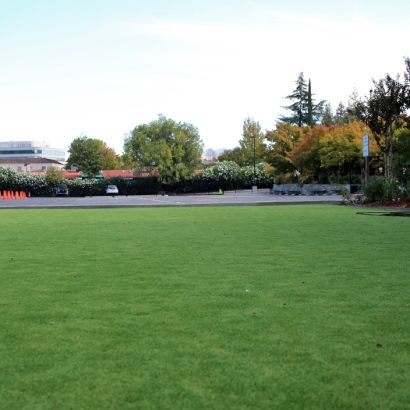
[363, 135, 369, 183]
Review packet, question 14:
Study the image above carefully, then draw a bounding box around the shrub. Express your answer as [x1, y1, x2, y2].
[200, 161, 240, 183]
[239, 163, 273, 187]
[364, 177, 389, 202]
[46, 166, 64, 185]
[340, 188, 352, 203]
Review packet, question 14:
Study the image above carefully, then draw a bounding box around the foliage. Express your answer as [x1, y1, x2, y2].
[217, 147, 248, 166]
[239, 163, 273, 186]
[321, 103, 334, 126]
[218, 118, 267, 167]
[199, 161, 273, 188]
[318, 121, 377, 169]
[329, 174, 362, 184]
[265, 123, 309, 174]
[404, 57, 410, 115]
[394, 127, 410, 166]
[353, 63, 410, 178]
[363, 176, 389, 202]
[200, 161, 240, 183]
[334, 102, 349, 126]
[290, 125, 329, 171]
[0, 166, 16, 185]
[0, 166, 52, 196]
[46, 166, 64, 185]
[321, 90, 363, 127]
[280, 72, 326, 126]
[340, 187, 352, 203]
[66, 135, 106, 176]
[123, 114, 203, 184]
[239, 117, 267, 165]
[101, 143, 121, 170]
[273, 171, 303, 186]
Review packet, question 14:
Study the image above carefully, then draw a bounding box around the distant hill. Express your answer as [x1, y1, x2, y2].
[203, 148, 231, 158]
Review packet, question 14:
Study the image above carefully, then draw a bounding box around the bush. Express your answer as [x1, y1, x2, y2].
[201, 161, 240, 183]
[364, 177, 389, 202]
[274, 172, 295, 185]
[0, 167, 52, 196]
[239, 163, 273, 187]
[341, 188, 352, 203]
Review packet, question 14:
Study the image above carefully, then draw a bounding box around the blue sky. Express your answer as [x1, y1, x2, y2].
[0, 0, 409, 156]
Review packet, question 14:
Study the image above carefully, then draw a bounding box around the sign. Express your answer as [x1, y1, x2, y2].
[363, 134, 369, 157]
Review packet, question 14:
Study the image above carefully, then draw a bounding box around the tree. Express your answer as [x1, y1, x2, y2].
[123, 114, 203, 183]
[334, 102, 349, 126]
[280, 72, 307, 126]
[239, 117, 266, 165]
[346, 88, 364, 122]
[319, 121, 377, 170]
[404, 57, 410, 124]
[265, 123, 310, 173]
[45, 166, 64, 185]
[280, 73, 326, 126]
[201, 161, 240, 183]
[290, 125, 329, 174]
[321, 103, 334, 126]
[394, 127, 410, 167]
[307, 79, 314, 126]
[101, 143, 120, 170]
[66, 135, 105, 176]
[353, 68, 409, 179]
[218, 147, 248, 167]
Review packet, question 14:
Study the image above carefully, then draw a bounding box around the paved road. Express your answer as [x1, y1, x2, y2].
[0, 190, 342, 209]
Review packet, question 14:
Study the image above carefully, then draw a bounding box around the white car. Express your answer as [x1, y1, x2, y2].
[106, 185, 119, 196]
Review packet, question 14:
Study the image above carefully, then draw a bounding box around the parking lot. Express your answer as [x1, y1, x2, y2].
[0, 190, 342, 209]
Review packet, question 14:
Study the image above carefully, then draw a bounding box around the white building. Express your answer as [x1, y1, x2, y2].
[0, 158, 64, 172]
[0, 141, 65, 162]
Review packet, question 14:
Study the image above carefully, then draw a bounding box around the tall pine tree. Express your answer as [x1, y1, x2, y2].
[280, 72, 307, 127]
[280, 73, 325, 127]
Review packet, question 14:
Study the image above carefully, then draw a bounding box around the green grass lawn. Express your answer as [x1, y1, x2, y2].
[0, 205, 409, 409]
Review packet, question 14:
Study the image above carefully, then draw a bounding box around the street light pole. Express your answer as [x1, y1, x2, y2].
[251, 136, 256, 192]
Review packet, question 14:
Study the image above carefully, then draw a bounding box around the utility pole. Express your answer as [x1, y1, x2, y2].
[251, 136, 257, 193]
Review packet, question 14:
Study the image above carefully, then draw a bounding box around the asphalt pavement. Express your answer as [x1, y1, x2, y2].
[0, 189, 342, 209]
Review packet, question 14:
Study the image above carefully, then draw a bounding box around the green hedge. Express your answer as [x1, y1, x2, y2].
[0, 165, 273, 197]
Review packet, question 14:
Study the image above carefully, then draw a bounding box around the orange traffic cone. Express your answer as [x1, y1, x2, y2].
[15, 191, 20, 199]
[5, 191, 10, 199]
[21, 191, 26, 199]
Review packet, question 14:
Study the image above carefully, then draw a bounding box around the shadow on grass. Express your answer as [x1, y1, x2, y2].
[357, 211, 410, 217]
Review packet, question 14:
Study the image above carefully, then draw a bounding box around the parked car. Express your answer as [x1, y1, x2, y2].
[56, 184, 68, 196]
[106, 185, 119, 196]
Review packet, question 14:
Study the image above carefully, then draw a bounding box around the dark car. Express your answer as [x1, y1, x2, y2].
[56, 184, 68, 196]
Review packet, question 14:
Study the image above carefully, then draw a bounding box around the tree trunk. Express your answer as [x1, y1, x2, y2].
[386, 125, 394, 180]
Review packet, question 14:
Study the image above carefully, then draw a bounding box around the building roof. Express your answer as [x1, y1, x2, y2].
[100, 170, 136, 179]
[0, 157, 63, 165]
[62, 170, 83, 179]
